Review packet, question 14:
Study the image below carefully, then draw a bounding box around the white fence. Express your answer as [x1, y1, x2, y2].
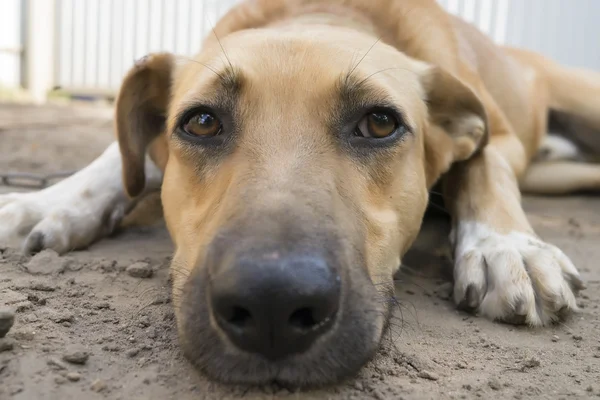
[1, 0, 599, 101]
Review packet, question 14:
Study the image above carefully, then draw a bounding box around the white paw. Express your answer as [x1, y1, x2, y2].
[452, 222, 584, 326]
[0, 143, 143, 254]
[535, 133, 582, 162]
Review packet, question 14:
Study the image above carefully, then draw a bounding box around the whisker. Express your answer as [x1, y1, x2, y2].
[355, 66, 419, 88]
[173, 55, 225, 81]
[346, 36, 384, 82]
[207, 16, 234, 74]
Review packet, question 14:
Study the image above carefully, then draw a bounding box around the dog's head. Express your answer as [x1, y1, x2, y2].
[115, 24, 487, 387]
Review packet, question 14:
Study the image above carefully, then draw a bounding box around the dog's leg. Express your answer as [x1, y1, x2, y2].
[444, 118, 584, 326]
[520, 161, 600, 194]
[0, 142, 162, 254]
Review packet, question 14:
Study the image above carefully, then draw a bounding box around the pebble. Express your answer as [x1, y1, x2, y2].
[126, 348, 140, 358]
[0, 308, 15, 338]
[54, 376, 67, 385]
[521, 357, 541, 371]
[47, 358, 68, 370]
[126, 262, 153, 278]
[418, 370, 439, 381]
[62, 347, 90, 365]
[46, 309, 75, 324]
[138, 316, 151, 328]
[66, 372, 82, 382]
[90, 379, 107, 392]
[572, 334, 583, 341]
[551, 335, 560, 342]
[24, 249, 71, 275]
[456, 362, 468, 369]
[28, 282, 58, 292]
[488, 378, 502, 390]
[13, 328, 35, 341]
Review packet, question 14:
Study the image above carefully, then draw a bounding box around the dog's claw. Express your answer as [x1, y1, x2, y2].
[457, 284, 481, 311]
[23, 231, 45, 254]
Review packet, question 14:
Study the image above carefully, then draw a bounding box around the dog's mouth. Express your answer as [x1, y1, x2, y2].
[174, 239, 391, 387]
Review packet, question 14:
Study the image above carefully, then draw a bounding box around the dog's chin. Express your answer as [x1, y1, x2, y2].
[175, 263, 390, 388]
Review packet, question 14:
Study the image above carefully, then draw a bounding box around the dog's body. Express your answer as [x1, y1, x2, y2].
[1, 0, 598, 387]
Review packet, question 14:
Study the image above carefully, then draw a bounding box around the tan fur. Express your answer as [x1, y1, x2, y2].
[112, 0, 599, 386]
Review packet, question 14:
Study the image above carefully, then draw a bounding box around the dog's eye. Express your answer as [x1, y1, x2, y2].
[356, 112, 399, 139]
[183, 112, 222, 137]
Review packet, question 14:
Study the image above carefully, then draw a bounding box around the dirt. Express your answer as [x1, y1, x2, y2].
[1, 103, 599, 400]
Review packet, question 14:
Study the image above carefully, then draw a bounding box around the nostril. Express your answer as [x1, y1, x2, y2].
[227, 306, 253, 328]
[289, 307, 323, 332]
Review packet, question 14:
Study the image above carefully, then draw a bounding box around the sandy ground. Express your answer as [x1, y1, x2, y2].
[0, 103, 599, 400]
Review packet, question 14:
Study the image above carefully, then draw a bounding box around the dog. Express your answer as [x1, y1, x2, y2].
[1, 0, 597, 387]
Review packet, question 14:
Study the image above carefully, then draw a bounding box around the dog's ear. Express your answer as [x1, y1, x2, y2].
[116, 53, 175, 198]
[420, 66, 489, 183]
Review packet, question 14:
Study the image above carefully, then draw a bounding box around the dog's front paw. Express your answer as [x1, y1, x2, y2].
[452, 222, 585, 326]
[0, 188, 126, 254]
[0, 143, 130, 254]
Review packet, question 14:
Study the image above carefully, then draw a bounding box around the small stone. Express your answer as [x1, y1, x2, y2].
[13, 328, 35, 341]
[102, 344, 121, 352]
[94, 302, 111, 310]
[138, 316, 150, 328]
[24, 249, 71, 275]
[521, 357, 541, 370]
[63, 347, 90, 365]
[418, 370, 439, 381]
[353, 381, 364, 391]
[47, 358, 68, 370]
[488, 378, 502, 390]
[573, 334, 583, 341]
[0, 338, 15, 352]
[54, 376, 67, 385]
[126, 262, 153, 278]
[46, 309, 75, 324]
[0, 308, 15, 338]
[91, 379, 107, 392]
[28, 282, 57, 292]
[551, 335, 560, 342]
[66, 372, 81, 382]
[126, 348, 140, 358]
[23, 314, 40, 323]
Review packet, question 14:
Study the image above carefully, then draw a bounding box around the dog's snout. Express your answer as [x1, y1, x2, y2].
[209, 252, 341, 360]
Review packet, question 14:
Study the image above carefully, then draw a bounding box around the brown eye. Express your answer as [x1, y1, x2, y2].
[356, 111, 399, 138]
[183, 112, 222, 137]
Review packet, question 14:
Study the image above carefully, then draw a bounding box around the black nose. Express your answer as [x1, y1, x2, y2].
[209, 251, 341, 360]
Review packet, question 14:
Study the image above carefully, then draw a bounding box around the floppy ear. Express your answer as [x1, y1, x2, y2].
[115, 53, 175, 198]
[420, 66, 489, 184]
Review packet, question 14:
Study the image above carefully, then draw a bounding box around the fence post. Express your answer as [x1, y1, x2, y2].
[24, 0, 56, 103]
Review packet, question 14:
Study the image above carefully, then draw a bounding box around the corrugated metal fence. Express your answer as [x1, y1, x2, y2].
[55, 0, 234, 93]
[1, 0, 599, 100]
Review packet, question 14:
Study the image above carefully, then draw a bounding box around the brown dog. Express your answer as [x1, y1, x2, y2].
[1, 0, 598, 387]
